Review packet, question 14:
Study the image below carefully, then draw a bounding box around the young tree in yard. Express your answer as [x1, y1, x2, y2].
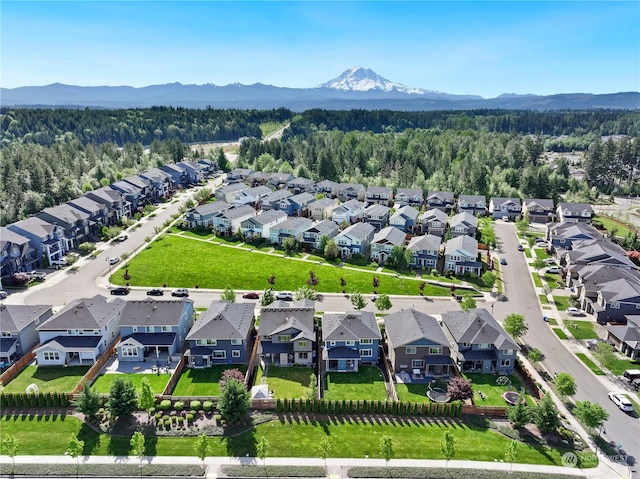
[256, 436, 269, 468]
[219, 368, 246, 391]
[387, 245, 412, 270]
[531, 257, 546, 273]
[295, 286, 318, 301]
[218, 378, 251, 425]
[72, 381, 101, 421]
[130, 431, 146, 472]
[379, 435, 394, 468]
[138, 377, 155, 421]
[282, 237, 298, 255]
[503, 314, 529, 341]
[324, 240, 339, 260]
[447, 376, 474, 401]
[440, 431, 455, 470]
[481, 271, 497, 289]
[419, 281, 426, 295]
[2, 435, 18, 467]
[317, 435, 332, 471]
[460, 294, 476, 312]
[479, 218, 496, 247]
[307, 270, 319, 287]
[318, 235, 330, 254]
[107, 377, 138, 420]
[340, 277, 347, 293]
[516, 217, 529, 237]
[350, 292, 368, 310]
[372, 275, 380, 292]
[78, 242, 96, 253]
[375, 293, 392, 314]
[67, 433, 85, 477]
[533, 394, 560, 434]
[194, 433, 209, 473]
[528, 348, 543, 364]
[507, 401, 530, 429]
[593, 342, 616, 370]
[261, 288, 275, 306]
[305, 373, 318, 400]
[573, 401, 609, 434]
[221, 286, 236, 302]
[504, 440, 519, 475]
[553, 372, 577, 399]
[267, 274, 276, 288]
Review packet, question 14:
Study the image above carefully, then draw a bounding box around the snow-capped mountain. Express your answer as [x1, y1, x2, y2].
[319, 66, 428, 95]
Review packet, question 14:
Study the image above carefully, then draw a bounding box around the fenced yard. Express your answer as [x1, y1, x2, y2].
[2, 365, 89, 393]
[91, 373, 170, 394]
[395, 382, 432, 403]
[171, 365, 247, 397]
[255, 365, 313, 399]
[464, 373, 536, 407]
[323, 366, 388, 401]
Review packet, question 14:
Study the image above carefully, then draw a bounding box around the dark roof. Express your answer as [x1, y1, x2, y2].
[38, 335, 101, 351]
[259, 301, 315, 338]
[323, 346, 361, 359]
[0, 338, 18, 355]
[119, 332, 176, 347]
[323, 311, 381, 341]
[422, 355, 452, 365]
[186, 301, 254, 341]
[384, 309, 449, 348]
[457, 349, 497, 361]
[37, 295, 125, 331]
[0, 305, 52, 333]
[442, 308, 519, 351]
[119, 299, 192, 327]
[260, 342, 293, 354]
[337, 222, 375, 241]
[191, 201, 229, 216]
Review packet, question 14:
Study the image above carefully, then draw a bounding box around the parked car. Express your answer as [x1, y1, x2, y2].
[535, 237, 547, 243]
[109, 257, 120, 265]
[608, 391, 634, 412]
[26, 271, 47, 281]
[116, 234, 128, 242]
[146, 288, 164, 296]
[502, 216, 509, 222]
[242, 292, 260, 299]
[544, 258, 557, 265]
[567, 307, 585, 317]
[586, 339, 604, 350]
[632, 378, 640, 391]
[545, 266, 561, 274]
[275, 291, 293, 301]
[171, 288, 189, 297]
[499, 257, 507, 265]
[0, 290, 7, 299]
[623, 369, 640, 381]
[50, 258, 68, 266]
[111, 286, 130, 296]
[517, 244, 525, 251]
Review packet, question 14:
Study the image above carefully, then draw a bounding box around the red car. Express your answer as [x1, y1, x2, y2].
[242, 292, 260, 299]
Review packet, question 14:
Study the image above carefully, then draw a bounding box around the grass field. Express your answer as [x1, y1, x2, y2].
[464, 373, 534, 407]
[532, 274, 542, 288]
[523, 248, 532, 259]
[171, 365, 247, 397]
[395, 383, 431, 402]
[605, 356, 640, 376]
[575, 353, 605, 375]
[91, 373, 170, 394]
[553, 328, 568, 340]
[0, 414, 587, 466]
[323, 366, 387, 401]
[592, 215, 635, 238]
[3, 365, 89, 393]
[543, 274, 561, 289]
[553, 296, 571, 312]
[110, 235, 452, 296]
[534, 249, 552, 259]
[255, 365, 313, 399]
[565, 321, 598, 340]
[538, 294, 549, 305]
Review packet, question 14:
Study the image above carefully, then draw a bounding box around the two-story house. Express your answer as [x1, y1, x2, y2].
[139, 168, 174, 199]
[86, 186, 130, 221]
[441, 308, 519, 374]
[457, 195, 487, 217]
[197, 158, 218, 178]
[245, 171, 270, 187]
[67, 196, 111, 237]
[444, 235, 481, 276]
[332, 199, 366, 225]
[308, 197, 339, 221]
[301, 219, 340, 251]
[605, 318, 640, 360]
[384, 309, 453, 379]
[489, 197, 522, 220]
[116, 298, 194, 362]
[159, 163, 190, 189]
[547, 221, 601, 252]
[370, 226, 406, 265]
[389, 205, 419, 233]
[556, 202, 594, 224]
[564, 238, 635, 270]
[233, 185, 273, 207]
[35, 295, 124, 366]
[269, 217, 313, 245]
[261, 189, 293, 211]
[365, 186, 393, 206]
[211, 205, 256, 236]
[0, 304, 53, 363]
[176, 160, 203, 185]
[419, 209, 448, 236]
[426, 191, 455, 213]
[334, 222, 375, 259]
[185, 301, 255, 367]
[227, 168, 254, 184]
[259, 299, 315, 366]
[406, 234, 441, 270]
[364, 204, 391, 232]
[322, 311, 381, 372]
[122, 175, 152, 204]
[336, 183, 366, 202]
[36, 204, 91, 247]
[568, 264, 640, 315]
[110, 180, 145, 212]
[216, 183, 248, 203]
[275, 192, 315, 217]
[448, 212, 478, 238]
[313, 180, 340, 198]
[287, 177, 316, 194]
[522, 198, 555, 223]
[592, 278, 640, 324]
[185, 201, 230, 229]
[267, 173, 295, 190]
[239, 209, 288, 241]
[0, 227, 38, 277]
[7, 217, 70, 266]
[395, 188, 423, 208]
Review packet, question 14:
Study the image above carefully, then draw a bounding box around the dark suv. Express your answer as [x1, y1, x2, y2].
[111, 286, 131, 295]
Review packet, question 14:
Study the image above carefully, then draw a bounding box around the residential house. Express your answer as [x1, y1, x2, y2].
[35, 295, 124, 366]
[261, 189, 292, 211]
[389, 205, 419, 233]
[568, 265, 640, 313]
[36, 204, 91, 247]
[185, 202, 230, 229]
[407, 234, 441, 270]
[441, 308, 519, 374]
[7, 217, 69, 266]
[67, 196, 110, 237]
[244, 171, 270, 187]
[443, 235, 481, 276]
[605, 318, 640, 360]
[116, 298, 194, 362]
[259, 299, 315, 366]
[457, 195, 487, 217]
[336, 183, 366, 202]
[160, 163, 190, 189]
[0, 227, 38, 277]
[426, 191, 455, 214]
[216, 183, 248, 203]
[275, 192, 314, 217]
[197, 158, 218, 178]
[239, 209, 288, 241]
[313, 180, 340, 198]
[211, 205, 256, 236]
[365, 186, 393, 206]
[139, 167, 174, 199]
[269, 217, 313, 245]
[301, 219, 339, 251]
[556, 202, 594, 224]
[308, 197, 339, 221]
[332, 199, 366, 225]
[287, 177, 316, 194]
[395, 188, 423, 208]
[110, 180, 145, 212]
[227, 168, 254, 184]
[448, 212, 478, 238]
[548, 221, 602, 252]
[364, 204, 391, 232]
[384, 309, 453, 379]
[522, 198, 555, 223]
[233, 185, 273, 207]
[564, 239, 635, 270]
[176, 160, 203, 184]
[419, 208, 448, 236]
[489, 197, 522, 220]
[267, 173, 295, 190]
[370, 226, 406, 265]
[122, 175, 152, 204]
[185, 301, 255, 367]
[86, 186, 130, 221]
[0, 305, 53, 363]
[591, 278, 640, 324]
[334, 222, 375, 259]
[322, 311, 381, 372]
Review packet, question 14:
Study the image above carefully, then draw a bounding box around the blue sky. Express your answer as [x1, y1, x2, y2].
[2, 1, 638, 98]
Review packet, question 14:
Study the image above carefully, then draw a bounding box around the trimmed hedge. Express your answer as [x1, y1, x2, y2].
[272, 399, 462, 417]
[0, 392, 69, 408]
[0, 464, 204, 477]
[347, 467, 586, 479]
[224, 465, 325, 477]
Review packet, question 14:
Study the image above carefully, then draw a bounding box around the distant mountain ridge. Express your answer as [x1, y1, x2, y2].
[2, 67, 638, 111]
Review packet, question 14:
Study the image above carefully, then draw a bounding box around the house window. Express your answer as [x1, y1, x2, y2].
[298, 352, 309, 359]
[0, 332, 13, 338]
[298, 341, 308, 348]
[278, 335, 291, 342]
[429, 347, 442, 355]
[478, 343, 490, 349]
[121, 347, 138, 357]
[360, 349, 372, 357]
[231, 339, 242, 345]
[360, 339, 372, 345]
[43, 351, 60, 361]
[196, 339, 217, 346]
[461, 342, 470, 347]
[500, 359, 511, 367]
[405, 347, 417, 355]
[345, 340, 355, 346]
[232, 350, 240, 358]
[501, 349, 514, 356]
[132, 326, 138, 332]
[328, 341, 336, 346]
[213, 351, 226, 359]
[612, 302, 620, 309]
[412, 359, 424, 368]
[162, 326, 171, 332]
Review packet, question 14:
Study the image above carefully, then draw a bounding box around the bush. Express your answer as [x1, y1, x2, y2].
[186, 413, 194, 423]
[159, 399, 172, 410]
[202, 400, 214, 412]
[174, 400, 185, 411]
[190, 400, 202, 411]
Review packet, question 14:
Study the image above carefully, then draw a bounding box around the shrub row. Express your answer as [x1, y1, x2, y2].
[275, 398, 462, 416]
[223, 465, 326, 477]
[157, 398, 214, 411]
[1, 463, 204, 477]
[347, 467, 586, 479]
[0, 392, 69, 408]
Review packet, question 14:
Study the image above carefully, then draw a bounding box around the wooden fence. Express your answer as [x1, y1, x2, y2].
[0, 347, 38, 386]
[161, 354, 187, 396]
[71, 338, 120, 394]
[462, 405, 507, 416]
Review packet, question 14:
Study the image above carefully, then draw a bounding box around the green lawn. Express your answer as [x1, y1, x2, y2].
[565, 321, 599, 340]
[523, 248, 532, 259]
[592, 215, 634, 239]
[553, 328, 568, 340]
[260, 122, 286, 137]
[172, 365, 247, 396]
[534, 248, 552, 259]
[3, 365, 89, 393]
[546, 317, 558, 325]
[553, 296, 571, 312]
[575, 353, 605, 375]
[0, 414, 586, 466]
[543, 275, 561, 289]
[110, 235, 452, 296]
[538, 294, 549, 305]
[532, 274, 542, 288]
[395, 383, 431, 403]
[91, 373, 170, 394]
[605, 356, 640, 376]
[255, 365, 313, 399]
[323, 366, 387, 401]
[464, 373, 534, 407]
[178, 230, 215, 240]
